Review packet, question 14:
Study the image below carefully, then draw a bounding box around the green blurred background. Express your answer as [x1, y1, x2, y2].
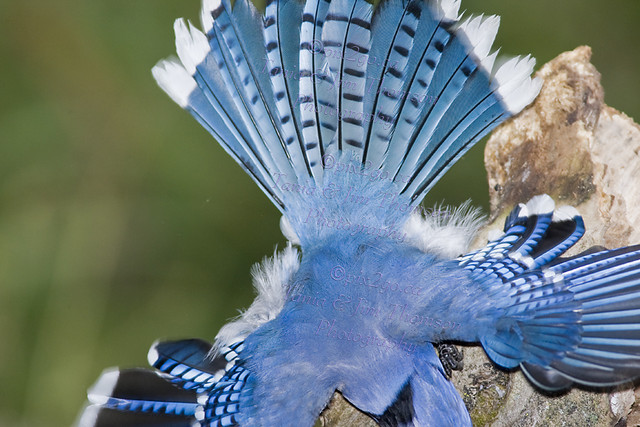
[1, 0, 639, 425]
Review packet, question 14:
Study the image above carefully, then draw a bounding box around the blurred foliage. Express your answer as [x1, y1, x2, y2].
[0, 0, 638, 425]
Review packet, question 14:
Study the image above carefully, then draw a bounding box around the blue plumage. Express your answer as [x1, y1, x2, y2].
[79, 0, 640, 426]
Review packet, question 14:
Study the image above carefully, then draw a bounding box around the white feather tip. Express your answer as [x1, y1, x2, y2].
[147, 341, 160, 366]
[435, 0, 461, 22]
[152, 59, 197, 108]
[524, 194, 555, 216]
[201, 0, 223, 33]
[456, 14, 500, 75]
[493, 55, 542, 114]
[174, 19, 209, 75]
[87, 368, 120, 405]
[553, 206, 580, 222]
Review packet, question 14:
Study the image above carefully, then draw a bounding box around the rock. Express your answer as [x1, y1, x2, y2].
[316, 394, 378, 427]
[319, 45, 640, 425]
[468, 45, 640, 426]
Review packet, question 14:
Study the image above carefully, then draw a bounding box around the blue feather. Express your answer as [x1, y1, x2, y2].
[263, 0, 313, 180]
[362, 0, 422, 171]
[322, 0, 373, 153]
[298, 0, 336, 182]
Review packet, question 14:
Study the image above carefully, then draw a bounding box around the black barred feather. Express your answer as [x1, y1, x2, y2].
[363, 0, 422, 170]
[298, 0, 336, 181]
[322, 0, 373, 154]
[382, 7, 455, 180]
[264, 0, 313, 180]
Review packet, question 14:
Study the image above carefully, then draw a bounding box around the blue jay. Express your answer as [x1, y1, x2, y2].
[78, 0, 640, 425]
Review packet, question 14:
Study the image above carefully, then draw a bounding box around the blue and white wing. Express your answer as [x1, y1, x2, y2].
[459, 194, 585, 285]
[77, 339, 245, 427]
[78, 368, 199, 427]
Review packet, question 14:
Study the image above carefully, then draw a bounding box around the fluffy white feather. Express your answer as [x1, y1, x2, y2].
[152, 59, 197, 108]
[213, 244, 301, 351]
[403, 201, 485, 259]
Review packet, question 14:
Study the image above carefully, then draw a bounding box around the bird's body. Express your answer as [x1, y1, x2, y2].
[78, 0, 640, 425]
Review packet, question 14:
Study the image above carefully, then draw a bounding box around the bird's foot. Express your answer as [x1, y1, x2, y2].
[437, 343, 464, 378]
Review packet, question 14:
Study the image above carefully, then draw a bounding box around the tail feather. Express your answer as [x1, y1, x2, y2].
[362, 0, 422, 170]
[153, 58, 286, 211]
[298, 0, 336, 180]
[264, 0, 313, 180]
[396, 15, 500, 180]
[204, 0, 298, 181]
[383, 13, 454, 178]
[322, 0, 373, 154]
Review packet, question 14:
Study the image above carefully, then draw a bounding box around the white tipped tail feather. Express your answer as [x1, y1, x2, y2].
[174, 18, 210, 75]
[455, 14, 500, 75]
[152, 59, 196, 108]
[434, 0, 462, 22]
[493, 55, 543, 114]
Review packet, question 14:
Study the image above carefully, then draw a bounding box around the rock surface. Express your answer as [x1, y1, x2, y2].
[460, 45, 640, 426]
[318, 46, 640, 425]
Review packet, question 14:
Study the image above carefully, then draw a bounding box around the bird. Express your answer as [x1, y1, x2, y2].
[77, 0, 640, 425]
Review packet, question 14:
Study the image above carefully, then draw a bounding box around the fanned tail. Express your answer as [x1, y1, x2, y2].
[153, 0, 541, 244]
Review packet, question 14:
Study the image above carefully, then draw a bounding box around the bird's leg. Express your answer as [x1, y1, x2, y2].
[436, 343, 464, 378]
